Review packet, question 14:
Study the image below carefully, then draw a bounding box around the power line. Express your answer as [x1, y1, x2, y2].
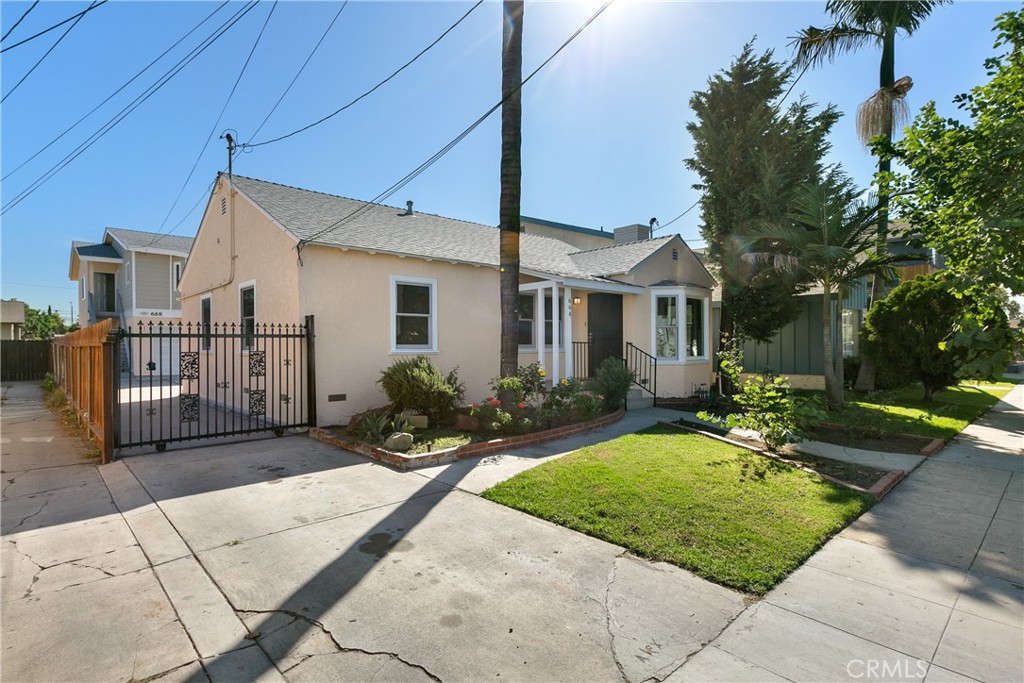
[247, 1, 348, 143]
[654, 199, 700, 233]
[3, 1, 230, 183]
[1, 0, 40, 42]
[242, 0, 484, 150]
[1, 1, 260, 216]
[297, 1, 615, 248]
[1, 0, 98, 104]
[156, 1, 277, 232]
[0, 0, 107, 53]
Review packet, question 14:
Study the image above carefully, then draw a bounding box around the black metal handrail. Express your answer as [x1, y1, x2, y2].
[625, 342, 657, 401]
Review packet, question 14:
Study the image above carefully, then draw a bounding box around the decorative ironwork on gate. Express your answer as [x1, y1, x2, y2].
[113, 316, 316, 451]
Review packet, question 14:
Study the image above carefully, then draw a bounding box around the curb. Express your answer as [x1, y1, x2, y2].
[311, 408, 626, 470]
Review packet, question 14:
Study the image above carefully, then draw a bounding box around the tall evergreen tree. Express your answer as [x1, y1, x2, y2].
[686, 42, 840, 345]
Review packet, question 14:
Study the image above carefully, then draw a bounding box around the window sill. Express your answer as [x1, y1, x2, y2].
[657, 357, 711, 366]
[391, 349, 439, 355]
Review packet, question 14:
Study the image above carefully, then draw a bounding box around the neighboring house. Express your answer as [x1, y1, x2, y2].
[68, 227, 194, 374]
[732, 228, 938, 390]
[521, 215, 615, 251]
[737, 283, 869, 390]
[1, 299, 26, 340]
[178, 174, 716, 426]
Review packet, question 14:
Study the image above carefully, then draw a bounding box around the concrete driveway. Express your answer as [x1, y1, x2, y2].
[2, 383, 744, 682]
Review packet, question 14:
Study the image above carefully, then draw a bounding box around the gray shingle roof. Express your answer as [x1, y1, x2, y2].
[106, 227, 194, 255]
[230, 175, 617, 282]
[73, 241, 122, 260]
[568, 236, 676, 276]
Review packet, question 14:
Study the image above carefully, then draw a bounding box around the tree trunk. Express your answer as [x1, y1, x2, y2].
[834, 294, 845, 409]
[855, 27, 897, 393]
[822, 288, 839, 408]
[499, 0, 523, 387]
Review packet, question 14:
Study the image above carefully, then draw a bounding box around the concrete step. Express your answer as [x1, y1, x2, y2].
[626, 388, 655, 410]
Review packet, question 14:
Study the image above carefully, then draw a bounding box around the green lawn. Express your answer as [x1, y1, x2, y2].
[815, 383, 1012, 441]
[482, 426, 872, 594]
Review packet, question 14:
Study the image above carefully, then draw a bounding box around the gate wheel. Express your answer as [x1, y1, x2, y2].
[155, 442, 167, 452]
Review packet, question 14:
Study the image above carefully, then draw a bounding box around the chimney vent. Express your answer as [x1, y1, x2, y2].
[404, 200, 414, 216]
[613, 223, 652, 245]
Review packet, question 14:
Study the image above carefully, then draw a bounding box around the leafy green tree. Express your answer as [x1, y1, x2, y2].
[745, 172, 900, 408]
[686, 42, 840, 344]
[23, 306, 70, 339]
[891, 9, 1024, 297]
[794, 0, 945, 392]
[862, 273, 1014, 401]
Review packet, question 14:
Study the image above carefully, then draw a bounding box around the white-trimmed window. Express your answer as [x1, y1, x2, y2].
[655, 295, 678, 359]
[172, 262, 182, 291]
[842, 309, 859, 358]
[200, 295, 212, 351]
[240, 284, 255, 349]
[652, 290, 710, 362]
[517, 292, 564, 349]
[392, 276, 437, 352]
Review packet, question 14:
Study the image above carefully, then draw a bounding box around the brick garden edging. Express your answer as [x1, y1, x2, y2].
[310, 408, 626, 470]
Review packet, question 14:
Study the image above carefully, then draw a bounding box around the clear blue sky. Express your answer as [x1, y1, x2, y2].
[1, 0, 1014, 321]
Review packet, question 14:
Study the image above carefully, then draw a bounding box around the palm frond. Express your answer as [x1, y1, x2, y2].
[791, 23, 879, 69]
[856, 76, 914, 144]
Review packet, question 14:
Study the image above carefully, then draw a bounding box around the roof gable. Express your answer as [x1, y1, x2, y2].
[105, 227, 194, 255]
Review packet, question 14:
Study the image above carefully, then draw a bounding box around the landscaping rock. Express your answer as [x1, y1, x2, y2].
[407, 415, 429, 430]
[455, 413, 480, 433]
[383, 432, 413, 452]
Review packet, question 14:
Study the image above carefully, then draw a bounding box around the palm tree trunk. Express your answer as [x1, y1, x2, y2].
[499, 0, 524, 384]
[855, 26, 897, 393]
[834, 293, 845, 409]
[822, 285, 839, 408]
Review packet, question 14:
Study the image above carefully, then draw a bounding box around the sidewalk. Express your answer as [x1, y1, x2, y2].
[672, 382, 1024, 682]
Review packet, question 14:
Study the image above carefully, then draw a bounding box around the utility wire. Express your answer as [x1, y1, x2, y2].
[0, 0, 107, 52]
[156, 1, 277, 232]
[1, 1, 98, 104]
[653, 198, 700, 233]
[246, 1, 348, 143]
[1, 0, 40, 43]
[297, 1, 614, 248]
[242, 0, 484, 150]
[3, 1, 229, 183]
[1, 1, 259, 216]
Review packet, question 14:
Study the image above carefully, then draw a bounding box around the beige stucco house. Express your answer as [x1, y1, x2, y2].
[1, 299, 26, 340]
[69, 228, 194, 374]
[178, 174, 716, 426]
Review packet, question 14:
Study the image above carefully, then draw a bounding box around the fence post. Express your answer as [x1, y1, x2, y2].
[100, 333, 115, 464]
[305, 315, 317, 427]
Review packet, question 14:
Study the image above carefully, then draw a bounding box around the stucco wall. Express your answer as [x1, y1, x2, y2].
[298, 246, 501, 426]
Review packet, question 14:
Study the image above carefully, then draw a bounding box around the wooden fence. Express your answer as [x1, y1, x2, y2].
[1, 340, 51, 381]
[51, 319, 116, 463]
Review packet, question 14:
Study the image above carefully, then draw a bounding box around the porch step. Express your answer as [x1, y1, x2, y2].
[626, 387, 654, 410]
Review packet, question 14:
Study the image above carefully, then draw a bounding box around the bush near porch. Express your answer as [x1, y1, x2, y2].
[483, 425, 872, 595]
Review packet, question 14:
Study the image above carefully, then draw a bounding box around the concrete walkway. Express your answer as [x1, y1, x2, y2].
[671, 382, 1024, 683]
[3, 380, 1021, 682]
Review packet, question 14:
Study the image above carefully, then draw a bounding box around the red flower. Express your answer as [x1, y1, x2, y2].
[489, 399, 501, 406]
[517, 402, 526, 409]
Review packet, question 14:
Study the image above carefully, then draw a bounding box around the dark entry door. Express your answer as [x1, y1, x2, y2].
[588, 293, 623, 376]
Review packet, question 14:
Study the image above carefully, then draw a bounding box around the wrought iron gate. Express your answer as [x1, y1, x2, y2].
[114, 316, 316, 451]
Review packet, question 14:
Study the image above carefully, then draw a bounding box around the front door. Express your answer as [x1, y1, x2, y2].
[587, 293, 622, 376]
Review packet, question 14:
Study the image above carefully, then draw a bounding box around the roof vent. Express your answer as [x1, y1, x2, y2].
[403, 200, 414, 217]
[613, 223, 652, 245]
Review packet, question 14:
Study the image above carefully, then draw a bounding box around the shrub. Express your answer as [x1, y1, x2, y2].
[588, 357, 634, 412]
[40, 372, 58, 393]
[862, 274, 1014, 400]
[379, 356, 460, 420]
[700, 339, 825, 451]
[470, 396, 532, 435]
[544, 378, 602, 425]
